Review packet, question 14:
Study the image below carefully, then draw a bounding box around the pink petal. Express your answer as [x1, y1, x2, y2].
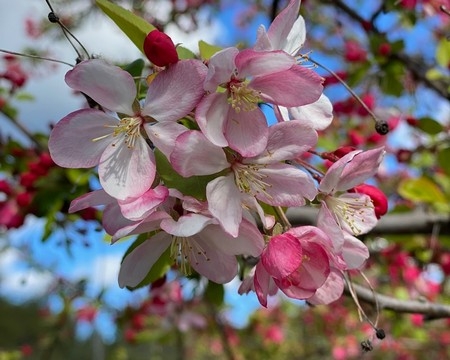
[281, 15, 306, 55]
[255, 163, 317, 206]
[144, 122, 188, 159]
[69, 190, 114, 213]
[225, 107, 269, 157]
[337, 147, 385, 191]
[236, 49, 295, 78]
[142, 60, 207, 122]
[254, 262, 273, 307]
[342, 232, 369, 269]
[65, 59, 136, 114]
[262, 233, 302, 279]
[189, 234, 238, 284]
[160, 213, 216, 237]
[98, 135, 155, 200]
[118, 231, 172, 288]
[204, 47, 239, 91]
[316, 203, 345, 252]
[170, 131, 229, 177]
[254, 25, 272, 51]
[267, 0, 303, 54]
[288, 94, 334, 130]
[249, 121, 317, 163]
[200, 219, 264, 257]
[318, 150, 362, 194]
[252, 66, 323, 107]
[307, 269, 344, 305]
[195, 93, 229, 148]
[48, 109, 117, 168]
[206, 175, 243, 237]
[118, 185, 169, 221]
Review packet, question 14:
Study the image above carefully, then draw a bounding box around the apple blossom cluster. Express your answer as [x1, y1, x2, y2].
[48, 0, 386, 307]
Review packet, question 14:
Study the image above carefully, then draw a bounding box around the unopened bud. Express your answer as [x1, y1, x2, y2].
[143, 30, 179, 67]
[376, 328, 386, 340]
[352, 184, 388, 219]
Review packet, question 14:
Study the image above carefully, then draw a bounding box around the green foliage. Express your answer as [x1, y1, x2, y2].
[198, 40, 222, 60]
[96, 0, 154, 53]
[417, 117, 444, 135]
[436, 38, 450, 68]
[204, 281, 224, 307]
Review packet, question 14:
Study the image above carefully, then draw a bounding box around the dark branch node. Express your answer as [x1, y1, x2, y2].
[375, 119, 389, 135]
[48, 12, 59, 23]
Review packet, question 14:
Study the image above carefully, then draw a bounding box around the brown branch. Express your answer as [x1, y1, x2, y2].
[286, 207, 450, 235]
[345, 282, 450, 320]
[328, 0, 450, 101]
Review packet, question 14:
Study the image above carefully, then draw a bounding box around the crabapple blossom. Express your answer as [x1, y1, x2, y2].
[49, 58, 206, 200]
[254, 0, 333, 131]
[196, 46, 323, 156]
[254, 226, 344, 307]
[170, 121, 318, 236]
[118, 191, 264, 287]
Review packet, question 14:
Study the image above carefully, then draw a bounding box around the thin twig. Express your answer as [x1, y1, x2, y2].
[0, 49, 74, 67]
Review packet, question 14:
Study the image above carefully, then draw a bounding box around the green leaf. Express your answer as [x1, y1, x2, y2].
[121, 58, 145, 78]
[417, 117, 443, 135]
[154, 149, 225, 201]
[438, 147, 450, 175]
[426, 68, 446, 81]
[436, 38, 450, 68]
[15, 92, 35, 101]
[96, 0, 154, 53]
[379, 60, 405, 96]
[198, 40, 222, 60]
[204, 281, 224, 306]
[176, 46, 196, 60]
[398, 176, 448, 208]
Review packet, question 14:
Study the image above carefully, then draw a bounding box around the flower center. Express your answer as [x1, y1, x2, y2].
[325, 195, 374, 235]
[227, 80, 261, 112]
[92, 116, 143, 149]
[233, 162, 272, 199]
[170, 236, 210, 276]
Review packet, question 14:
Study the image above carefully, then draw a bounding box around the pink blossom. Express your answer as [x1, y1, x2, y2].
[254, 0, 332, 131]
[196, 47, 323, 156]
[49, 59, 206, 200]
[118, 192, 264, 287]
[254, 227, 344, 307]
[170, 121, 318, 236]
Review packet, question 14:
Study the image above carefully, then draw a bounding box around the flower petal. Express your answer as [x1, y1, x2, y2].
[118, 231, 172, 288]
[142, 60, 207, 122]
[249, 121, 317, 163]
[262, 233, 302, 279]
[118, 185, 169, 221]
[236, 49, 295, 78]
[225, 107, 269, 157]
[256, 163, 317, 206]
[196, 93, 229, 148]
[69, 190, 115, 213]
[98, 135, 155, 200]
[144, 122, 188, 159]
[342, 232, 369, 269]
[288, 94, 334, 130]
[65, 59, 136, 114]
[307, 269, 344, 305]
[170, 130, 229, 177]
[204, 47, 239, 91]
[161, 213, 216, 237]
[49, 109, 116, 168]
[252, 66, 323, 107]
[189, 235, 238, 284]
[206, 175, 243, 237]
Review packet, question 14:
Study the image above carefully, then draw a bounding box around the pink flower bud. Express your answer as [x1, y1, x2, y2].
[344, 40, 367, 62]
[143, 30, 179, 67]
[378, 42, 391, 56]
[352, 184, 388, 218]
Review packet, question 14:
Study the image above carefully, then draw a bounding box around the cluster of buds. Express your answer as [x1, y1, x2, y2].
[0, 149, 55, 229]
[48, 0, 387, 307]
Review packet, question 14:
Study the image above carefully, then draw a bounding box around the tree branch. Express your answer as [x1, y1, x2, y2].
[345, 282, 450, 320]
[328, 0, 450, 101]
[286, 207, 450, 235]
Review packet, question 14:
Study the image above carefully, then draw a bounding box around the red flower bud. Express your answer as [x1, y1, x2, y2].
[352, 184, 388, 219]
[378, 43, 391, 56]
[16, 192, 33, 207]
[405, 116, 418, 127]
[143, 30, 179, 67]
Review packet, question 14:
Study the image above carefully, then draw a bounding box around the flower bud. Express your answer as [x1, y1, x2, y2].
[352, 184, 388, 219]
[143, 30, 179, 67]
